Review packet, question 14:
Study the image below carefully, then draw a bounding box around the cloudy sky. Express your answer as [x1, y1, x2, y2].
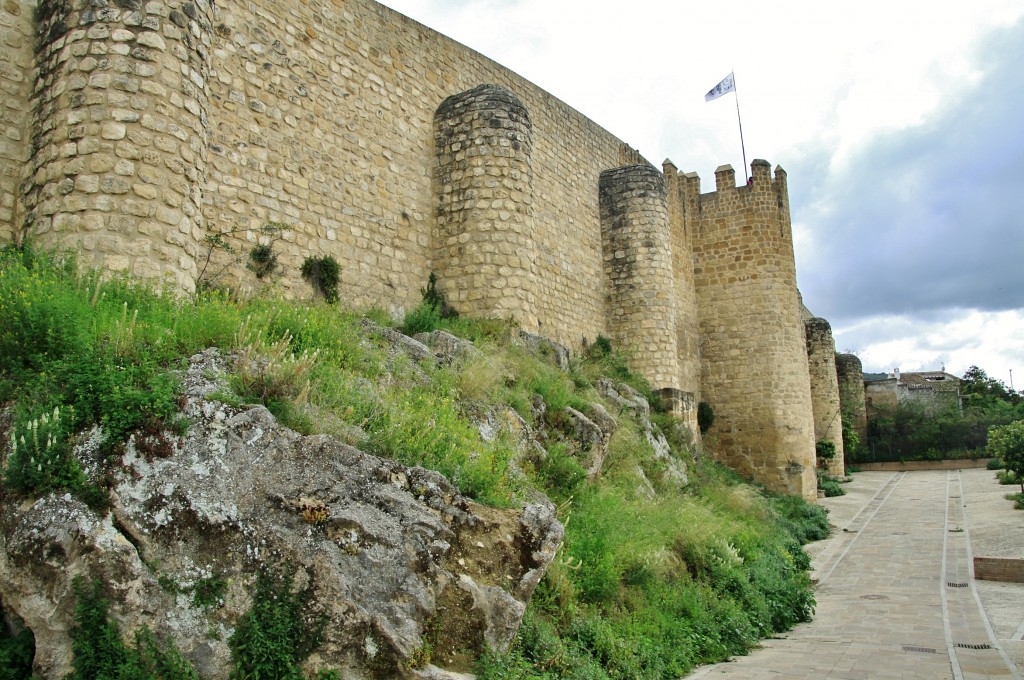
[378, 0, 1024, 383]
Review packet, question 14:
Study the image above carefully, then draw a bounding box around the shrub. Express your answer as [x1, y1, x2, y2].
[420, 272, 458, 319]
[997, 469, 1018, 485]
[988, 420, 1024, 493]
[815, 440, 836, 466]
[68, 576, 197, 680]
[0, 623, 34, 680]
[300, 255, 340, 303]
[402, 301, 442, 336]
[229, 565, 326, 680]
[817, 475, 846, 497]
[987, 458, 1005, 470]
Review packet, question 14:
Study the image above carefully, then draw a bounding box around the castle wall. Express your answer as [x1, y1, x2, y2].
[3, 0, 829, 498]
[805, 317, 845, 476]
[836, 353, 868, 444]
[0, 0, 35, 243]
[686, 160, 817, 500]
[199, 0, 640, 347]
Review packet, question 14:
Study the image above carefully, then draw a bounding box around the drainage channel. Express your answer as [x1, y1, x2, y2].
[941, 470, 1021, 679]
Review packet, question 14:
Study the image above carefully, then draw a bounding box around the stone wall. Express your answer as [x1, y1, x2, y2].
[0, 0, 34, 244]
[805, 317, 845, 476]
[197, 0, 641, 341]
[4, 0, 827, 498]
[682, 160, 817, 500]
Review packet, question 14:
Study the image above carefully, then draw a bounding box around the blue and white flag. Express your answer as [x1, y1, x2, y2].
[704, 73, 735, 102]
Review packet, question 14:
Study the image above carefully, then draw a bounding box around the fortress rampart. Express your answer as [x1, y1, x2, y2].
[1, 0, 836, 500]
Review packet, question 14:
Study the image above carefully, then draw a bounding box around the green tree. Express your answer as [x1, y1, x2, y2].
[988, 420, 1024, 493]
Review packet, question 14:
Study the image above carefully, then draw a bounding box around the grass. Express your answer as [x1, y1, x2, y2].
[0, 246, 828, 678]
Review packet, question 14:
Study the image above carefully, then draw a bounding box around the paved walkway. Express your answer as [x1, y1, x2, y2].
[687, 469, 1024, 679]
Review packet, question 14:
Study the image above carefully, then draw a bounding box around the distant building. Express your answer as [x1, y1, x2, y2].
[864, 369, 962, 417]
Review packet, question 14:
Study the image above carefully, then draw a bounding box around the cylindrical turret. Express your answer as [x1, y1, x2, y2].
[836, 353, 868, 450]
[599, 164, 680, 391]
[433, 84, 539, 331]
[805, 317, 845, 476]
[0, 0, 35, 244]
[23, 0, 215, 292]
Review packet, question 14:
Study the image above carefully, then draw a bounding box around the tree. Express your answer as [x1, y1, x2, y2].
[987, 420, 1024, 493]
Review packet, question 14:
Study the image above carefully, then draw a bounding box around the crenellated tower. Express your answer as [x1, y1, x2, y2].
[662, 160, 702, 432]
[682, 159, 817, 500]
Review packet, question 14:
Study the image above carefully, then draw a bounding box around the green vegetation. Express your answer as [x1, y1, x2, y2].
[697, 401, 715, 434]
[0, 248, 829, 678]
[228, 566, 326, 680]
[300, 255, 341, 303]
[68, 577, 198, 680]
[859, 367, 1024, 464]
[988, 420, 1024, 493]
[817, 475, 846, 498]
[0, 612, 34, 680]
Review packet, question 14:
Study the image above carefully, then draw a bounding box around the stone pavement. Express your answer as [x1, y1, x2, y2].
[686, 469, 1024, 679]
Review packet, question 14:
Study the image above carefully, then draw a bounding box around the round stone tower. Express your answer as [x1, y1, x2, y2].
[836, 352, 868, 450]
[433, 84, 539, 332]
[805, 317, 845, 476]
[24, 0, 214, 292]
[598, 164, 680, 392]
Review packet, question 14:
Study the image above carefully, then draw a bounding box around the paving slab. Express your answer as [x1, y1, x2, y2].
[686, 469, 1023, 679]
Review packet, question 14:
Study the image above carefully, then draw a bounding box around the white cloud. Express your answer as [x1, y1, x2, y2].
[835, 310, 1024, 382]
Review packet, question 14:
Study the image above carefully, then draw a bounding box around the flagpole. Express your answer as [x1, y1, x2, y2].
[732, 71, 749, 183]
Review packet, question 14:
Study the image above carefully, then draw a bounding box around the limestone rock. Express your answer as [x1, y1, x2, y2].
[0, 349, 563, 678]
[413, 330, 481, 364]
[517, 332, 571, 372]
[362, 319, 436, 364]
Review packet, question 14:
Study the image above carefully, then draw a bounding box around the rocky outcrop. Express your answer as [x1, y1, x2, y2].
[0, 349, 563, 678]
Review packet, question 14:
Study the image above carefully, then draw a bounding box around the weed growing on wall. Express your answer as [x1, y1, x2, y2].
[300, 255, 340, 303]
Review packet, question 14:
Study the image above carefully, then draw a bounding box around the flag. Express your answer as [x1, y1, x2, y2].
[705, 73, 735, 102]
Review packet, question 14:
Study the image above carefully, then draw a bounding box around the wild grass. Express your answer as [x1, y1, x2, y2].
[0, 246, 828, 678]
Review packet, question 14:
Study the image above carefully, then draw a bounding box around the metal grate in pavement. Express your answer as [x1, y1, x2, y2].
[947, 582, 968, 588]
[902, 646, 938, 654]
[955, 643, 992, 650]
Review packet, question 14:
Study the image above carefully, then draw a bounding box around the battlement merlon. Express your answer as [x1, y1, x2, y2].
[662, 159, 788, 204]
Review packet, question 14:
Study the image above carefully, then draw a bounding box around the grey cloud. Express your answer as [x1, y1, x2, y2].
[792, 18, 1024, 326]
